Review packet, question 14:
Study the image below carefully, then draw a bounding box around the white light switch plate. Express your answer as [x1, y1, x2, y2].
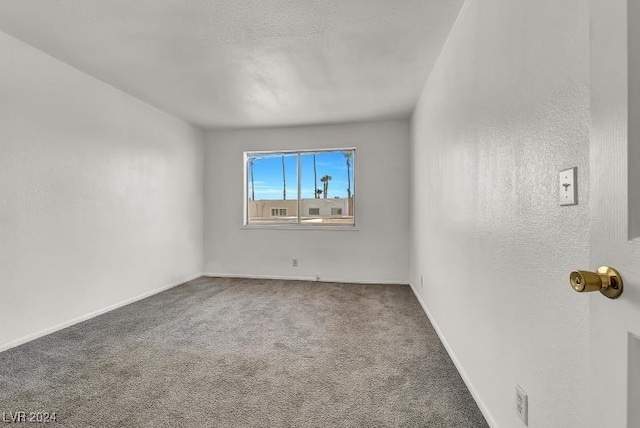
[559, 167, 578, 206]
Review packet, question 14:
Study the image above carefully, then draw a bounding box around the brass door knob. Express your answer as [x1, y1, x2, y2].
[569, 266, 623, 299]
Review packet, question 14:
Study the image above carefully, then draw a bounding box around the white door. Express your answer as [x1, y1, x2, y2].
[590, 1, 640, 427]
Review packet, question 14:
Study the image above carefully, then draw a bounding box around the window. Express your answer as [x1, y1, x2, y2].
[245, 149, 355, 226]
[270, 208, 287, 217]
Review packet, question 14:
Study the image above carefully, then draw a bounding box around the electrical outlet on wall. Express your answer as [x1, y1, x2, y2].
[292, 258, 298, 267]
[516, 385, 528, 426]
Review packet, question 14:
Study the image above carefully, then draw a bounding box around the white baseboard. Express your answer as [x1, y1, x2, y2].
[0, 273, 202, 353]
[409, 282, 498, 428]
[204, 272, 408, 285]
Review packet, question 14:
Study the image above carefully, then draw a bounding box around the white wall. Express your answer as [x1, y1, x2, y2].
[0, 32, 204, 350]
[410, 1, 590, 427]
[204, 121, 409, 284]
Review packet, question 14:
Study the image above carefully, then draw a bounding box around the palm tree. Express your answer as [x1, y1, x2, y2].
[249, 158, 255, 201]
[313, 153, 319, 199]
[320, 175, 332, 199]
[344, 151, 353, 199]
[315, 189, 323, 198]
[281, 155, 286, 200]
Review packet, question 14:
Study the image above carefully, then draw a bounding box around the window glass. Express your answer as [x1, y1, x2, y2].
[246, 153, 298, 224]
[246, 149, 355, 226]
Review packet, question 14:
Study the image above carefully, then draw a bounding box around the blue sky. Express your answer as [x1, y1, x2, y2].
[247, 151, 354, 200]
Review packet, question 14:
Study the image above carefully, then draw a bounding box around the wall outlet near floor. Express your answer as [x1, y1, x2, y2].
[316, 273, 321, 281]
[516, 385, 528, 426]
[292, 258, 298, 267]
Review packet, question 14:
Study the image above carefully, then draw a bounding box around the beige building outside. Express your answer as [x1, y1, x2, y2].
[248, 198, 354, 225]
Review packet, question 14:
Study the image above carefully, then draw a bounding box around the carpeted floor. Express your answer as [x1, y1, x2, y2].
[0, 277, 487, 427]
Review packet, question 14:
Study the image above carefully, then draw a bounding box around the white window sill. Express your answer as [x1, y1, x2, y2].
[241, 224, 359, 231]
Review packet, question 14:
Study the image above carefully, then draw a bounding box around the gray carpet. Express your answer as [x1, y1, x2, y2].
[0, 277, 487, 427]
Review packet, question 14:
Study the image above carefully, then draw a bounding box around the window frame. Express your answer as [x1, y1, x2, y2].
[243, 148, 356, 229]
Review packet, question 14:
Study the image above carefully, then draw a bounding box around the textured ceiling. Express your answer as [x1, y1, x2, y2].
[0, 0, 464, 129]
